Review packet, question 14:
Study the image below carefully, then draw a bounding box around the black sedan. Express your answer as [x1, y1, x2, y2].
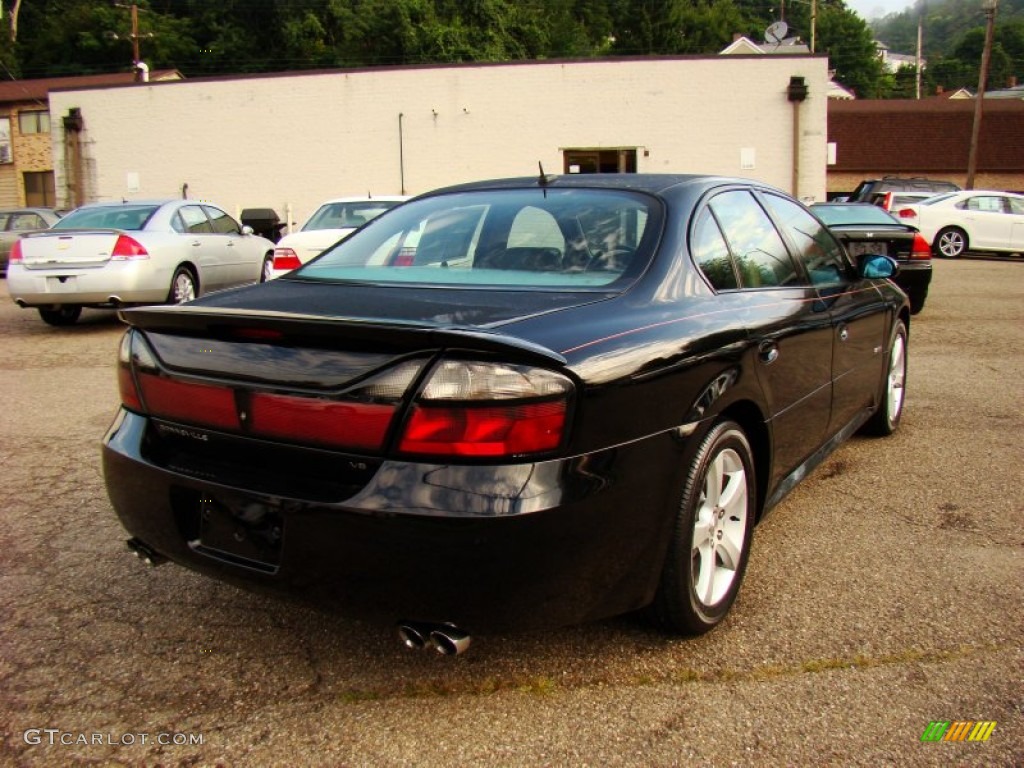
[103, 174, 909, 654]
[811, 202, 932, 314]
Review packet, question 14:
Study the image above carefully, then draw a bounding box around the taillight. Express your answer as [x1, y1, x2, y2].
[881, 192, 894, 211]
[111, 235, 149, 260]
[910, 233, 932, 260]
[117, 329, 422, 452]
[397, 361, 573, 459]
[273, 248, 301, 271]
[9, 239, 22, 264]
[897, 208, 917, 220]
[117, 330, 146, 412]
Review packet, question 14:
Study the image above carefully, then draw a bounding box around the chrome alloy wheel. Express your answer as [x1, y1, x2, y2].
[172, 270, 196, 303]
[691, 447, 749, 608]
[885, 330, 907, 421]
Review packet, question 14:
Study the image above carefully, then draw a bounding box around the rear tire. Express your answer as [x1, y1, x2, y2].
[168, 266, 197, 304]
[934, 227, 967, 258]
[863, 319, 907, 436]
[38, 305, 82, 326]
[261, 253, 274, 283]
[650, 420, 756, 635]
[908, 288, 927, 315]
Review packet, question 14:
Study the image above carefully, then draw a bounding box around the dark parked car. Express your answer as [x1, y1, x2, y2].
[811, 202, 932, 314]
[103, 174, 909, 654]
[847, 176, 960, 204]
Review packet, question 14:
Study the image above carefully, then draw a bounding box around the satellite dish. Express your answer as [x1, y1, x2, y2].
[765, 21, 789, 45]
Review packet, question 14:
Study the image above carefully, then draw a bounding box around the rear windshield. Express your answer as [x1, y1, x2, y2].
[293, 188, 658, 289]
[812, 204, 900, 226]
[55, 205, 158, 231]
[303, 201, 404, 231]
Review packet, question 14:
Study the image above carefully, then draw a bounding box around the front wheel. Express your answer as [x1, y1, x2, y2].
[168, 266, 197, 304]
[934, 227, 967, 258]
[650, 420, 757, 635]
[862, 319, 907, 436]
[38, 305, 82, 326]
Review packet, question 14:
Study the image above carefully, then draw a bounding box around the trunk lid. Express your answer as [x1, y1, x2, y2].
[18, 229, 123, 269]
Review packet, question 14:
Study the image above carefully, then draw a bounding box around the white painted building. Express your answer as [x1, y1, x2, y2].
[48, 56, 829, 229]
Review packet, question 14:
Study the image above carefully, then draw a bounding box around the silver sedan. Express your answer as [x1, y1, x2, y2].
[7, 199, 276, 325]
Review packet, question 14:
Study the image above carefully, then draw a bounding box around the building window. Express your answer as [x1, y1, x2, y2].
[0, 117, 11, 163]
[24, 171, 56, 207]
[563, 148, 637, 174]
[19, 110, 51, 135]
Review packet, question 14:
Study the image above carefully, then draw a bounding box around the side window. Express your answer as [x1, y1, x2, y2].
[179, 205, 213, 234]
[203, 205, 240, 234]
[691, 208, 738, 290]
[1009, 197, 1024, 215]
[709, 190, 800, 289]
[9, 213, 45, 230]
[763, 194, 849, 288]
[964, 196, 1003, 213]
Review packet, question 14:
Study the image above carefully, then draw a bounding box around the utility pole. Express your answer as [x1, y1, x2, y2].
[966, 0, 998, 189]
[915, 0, 925, 99]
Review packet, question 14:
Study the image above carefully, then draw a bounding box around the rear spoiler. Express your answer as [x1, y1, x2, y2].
[119, 304, 568, 366]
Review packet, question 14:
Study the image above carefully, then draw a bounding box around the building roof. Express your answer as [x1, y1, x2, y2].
[828, 98, 1024, 172]
[0, 71, 183, 105]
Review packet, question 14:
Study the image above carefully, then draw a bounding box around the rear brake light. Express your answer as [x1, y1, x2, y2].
[397, 361, 573, 459]
[9, 240, 22, 264]
[910, 233, 932, 260]
[250, 393, 395, 450]
[111, 234, 149, 260]
[400, 401, 566, 457]
[273, 248, 301, 271]
[881, 192, 893, 211]
[138, 374, 239, 430]
[897, 208, 917, 219]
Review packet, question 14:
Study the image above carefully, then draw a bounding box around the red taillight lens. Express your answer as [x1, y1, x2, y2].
[910, 233, 932, 260]
[399, 401, 567, 457]
[250, 393, 395, 450]
[118, 330, 148, 411]
[897, 208, 917, 219]
[138, 374, 240, 430]
[396, 360, 573, 459]
[273, 248, 301, 271]
[9, 240, 22, 264]
[111, 234, 149, 260]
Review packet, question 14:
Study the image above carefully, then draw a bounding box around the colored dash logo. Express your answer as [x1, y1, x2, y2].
[921, 721, 996, 742]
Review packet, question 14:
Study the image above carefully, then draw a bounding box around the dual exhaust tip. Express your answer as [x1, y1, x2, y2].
[125, 540, 471, 655]
[126, 537, 167, 567]
[397, 621, 471, 656]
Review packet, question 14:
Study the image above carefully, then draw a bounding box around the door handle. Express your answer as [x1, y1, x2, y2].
[838, 324, 850, 342]
[758, 341, 779, 364]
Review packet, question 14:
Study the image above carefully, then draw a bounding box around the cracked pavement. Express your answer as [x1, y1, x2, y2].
[0, 259, 1021, 767]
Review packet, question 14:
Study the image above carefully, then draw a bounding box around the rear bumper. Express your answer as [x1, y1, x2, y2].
[893, 261, 931, 293]
[7, 261, 172, 307]
[102, 408, 683, 632]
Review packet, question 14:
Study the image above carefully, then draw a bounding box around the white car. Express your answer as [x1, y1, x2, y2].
[8, 199, 276, 325]
[894, 190, 1024, 258]
[269, 196, 408, 278]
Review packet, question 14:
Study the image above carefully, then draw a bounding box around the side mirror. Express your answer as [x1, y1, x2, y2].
[241, 225, 255, 236]
[858, 254, 898, 279]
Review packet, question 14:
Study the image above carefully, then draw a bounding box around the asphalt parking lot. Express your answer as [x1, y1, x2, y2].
[0, 258, 1021, 767]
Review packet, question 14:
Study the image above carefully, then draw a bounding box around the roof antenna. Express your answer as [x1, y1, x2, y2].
[538, 161, 550, 187]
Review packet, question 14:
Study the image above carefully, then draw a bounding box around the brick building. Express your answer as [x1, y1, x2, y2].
[827, 98, 1024, 196]
[0, 71, 182, 209]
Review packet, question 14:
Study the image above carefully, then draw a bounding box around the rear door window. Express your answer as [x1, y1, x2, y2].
[708, 190, 800, 289]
